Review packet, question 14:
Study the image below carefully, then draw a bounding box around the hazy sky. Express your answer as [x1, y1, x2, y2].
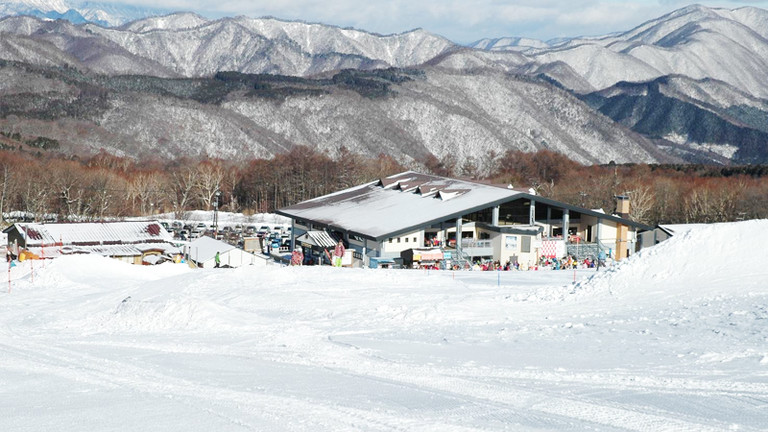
[115, 0, 768, 43]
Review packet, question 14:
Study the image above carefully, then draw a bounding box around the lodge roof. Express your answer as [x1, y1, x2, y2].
[277, 171, 652, 242]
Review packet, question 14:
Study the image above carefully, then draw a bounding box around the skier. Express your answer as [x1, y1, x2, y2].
[333, 239, 345, 268]
[214, 251, 221, 268]
[597, 249, 606, 271]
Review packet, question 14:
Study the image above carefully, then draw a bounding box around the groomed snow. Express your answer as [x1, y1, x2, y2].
[1, 220, 767, 431]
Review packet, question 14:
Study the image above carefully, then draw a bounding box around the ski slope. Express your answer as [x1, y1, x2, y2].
[1, 220, 767, 431]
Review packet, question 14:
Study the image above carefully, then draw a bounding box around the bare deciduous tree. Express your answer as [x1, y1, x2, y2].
[127, 172, 164, 216]
[194, 161, 225, 210]
[626, 186, 654, 224]
[168, 164, 198, 216]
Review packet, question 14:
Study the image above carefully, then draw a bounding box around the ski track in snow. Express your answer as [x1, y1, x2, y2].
[2, 220, 768, 430]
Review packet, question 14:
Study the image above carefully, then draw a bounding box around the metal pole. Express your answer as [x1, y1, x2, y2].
[213, 190, 220, 238]
[290, 219, 296, 252]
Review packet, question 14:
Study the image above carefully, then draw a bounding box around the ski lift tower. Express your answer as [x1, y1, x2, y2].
[213, 190, 221, 237]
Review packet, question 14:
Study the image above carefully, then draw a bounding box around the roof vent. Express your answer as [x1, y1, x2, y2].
[378, 177, 401, 188]
[415, 185, 440, 197]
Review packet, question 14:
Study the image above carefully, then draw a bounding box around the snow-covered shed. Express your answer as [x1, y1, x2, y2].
[184, 236, 267, 268]
[3, 221, 179, 264]
[277, 171, 652, 267]
[638, 223, 710, 250]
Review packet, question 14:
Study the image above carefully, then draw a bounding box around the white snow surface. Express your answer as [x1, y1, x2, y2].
[1, 220, 767, 431]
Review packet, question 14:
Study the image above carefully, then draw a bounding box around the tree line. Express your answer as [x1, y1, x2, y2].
[0, 147, 766, 226]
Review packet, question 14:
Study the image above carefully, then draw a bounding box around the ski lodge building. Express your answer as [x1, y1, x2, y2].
[277, 171, 651, 268]
[3, 220, 180, 265]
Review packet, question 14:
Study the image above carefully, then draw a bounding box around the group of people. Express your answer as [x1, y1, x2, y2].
[539, 250, 608, 270]
[472, 260, 515, 271]
[285, 239, 609, 272]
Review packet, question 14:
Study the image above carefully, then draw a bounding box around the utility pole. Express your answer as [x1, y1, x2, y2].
[213, 190, 221, 238]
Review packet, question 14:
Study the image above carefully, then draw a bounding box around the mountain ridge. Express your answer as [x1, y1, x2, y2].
[0, 0, 170, 27]
[0, 3, 766, 166]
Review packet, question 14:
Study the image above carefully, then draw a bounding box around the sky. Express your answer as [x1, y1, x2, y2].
[110, 0, 768, 43]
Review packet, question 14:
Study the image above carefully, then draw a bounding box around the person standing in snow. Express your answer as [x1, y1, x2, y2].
[333, 239, 345, 268]
[214, 251, 221, 268]
[597, 249, 606, 271]
[291, 247, 303, 266]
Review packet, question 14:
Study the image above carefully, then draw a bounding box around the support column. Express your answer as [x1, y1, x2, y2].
[563, 209, 570, 240]
[455, 217, 463, 258]
[492, 206, 500, 227]
[546, 207, 552, 238]
[363, 238, 368, 268]
[442, 222, 448, 247]
[290, 219, 296, 251]
[595, 218, 601, 250]
[529, 199, 536, 226]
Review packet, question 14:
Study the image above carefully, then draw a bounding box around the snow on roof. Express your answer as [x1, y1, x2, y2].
[9, 221, 173, 246]
[278, 171, 521, 241]
[658, 223, 710, 235]
[186, 236, 237, 263]
[26, 242, 179, 259]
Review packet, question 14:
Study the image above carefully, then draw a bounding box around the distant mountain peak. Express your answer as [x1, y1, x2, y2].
[0, 0, 171, 27]
[118, 12, 209, 32]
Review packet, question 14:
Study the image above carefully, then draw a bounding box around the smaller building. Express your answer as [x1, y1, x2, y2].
[185, 235, 267, 268]
[401, 247, 444, 268]
[638, 223, 709, 250]
[3, 221, 179, 265]
[294, 231, 354, 266]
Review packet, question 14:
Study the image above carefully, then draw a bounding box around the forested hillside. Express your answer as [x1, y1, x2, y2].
[0, 148, 765, 226]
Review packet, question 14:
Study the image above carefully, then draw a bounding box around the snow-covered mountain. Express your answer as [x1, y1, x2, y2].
[0, 0, 167, 27]
[465, 5, 768, 99]
[580, 75, 768, 164]
[0, 4, 766, 165]
[0, 13, 457, 77]
[468, 37, 550, 52]
[0, 63, 674, 165]
[2, 3, 766, 98]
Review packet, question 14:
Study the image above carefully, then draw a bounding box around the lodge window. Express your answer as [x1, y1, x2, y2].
[397, 238, 401, 243]
[522, 236, 531, 253]
[413, 237, 417, 243]
[389, 238, 392, 243]
[405, 237, 409, 242]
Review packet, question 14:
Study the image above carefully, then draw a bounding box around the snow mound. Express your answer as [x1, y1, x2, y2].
[35, 254, 191, 285]
[571, 220, 767, 300]
[100, 294, 244, 333]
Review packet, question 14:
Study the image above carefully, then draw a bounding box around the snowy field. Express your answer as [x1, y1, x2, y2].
[1, 220, 767, 431]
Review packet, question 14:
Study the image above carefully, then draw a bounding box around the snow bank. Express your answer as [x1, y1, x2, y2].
[571, 219, 767, 300]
